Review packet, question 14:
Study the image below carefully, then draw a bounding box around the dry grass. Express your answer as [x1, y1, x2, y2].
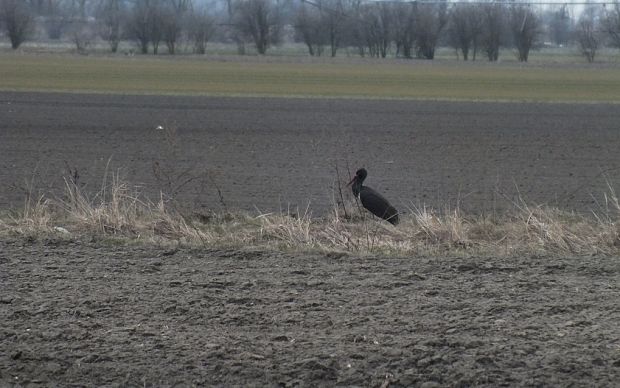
[1, 174, 620, 257]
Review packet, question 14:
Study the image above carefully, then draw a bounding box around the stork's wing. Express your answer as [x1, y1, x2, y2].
[360, 186, 399, 225]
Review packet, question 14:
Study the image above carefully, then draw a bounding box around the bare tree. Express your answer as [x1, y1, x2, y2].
[127, 0, 166, 55]
[63, 0, 95, 54]
[392, 2, 415, 58]
[294, 2, 326, 56]
[27, 0, 46, 15]
[162, 0, 192, 55]
[234, 0, 281, 54]
[414, 2, 448, 59]
[376, 3, 393, 58]
[169, 0, 193, 11]
[320, 0, 350, 57]
[480, 3, 505, 61]
[161, 6, 182, 54]
[349, 2, 390, 58]
[447, 3, 475, 60]
[602, 3, 620, 50]
[128, 0, 152, 54]
[67, 0, 88, 18]
[40, 0, 68, 40]
[447, 3, 485, 61]
[186, 7, 215, 54]
[358, 2, 391, 58]
[70, 20, 95, 53]
[576, 6, 602, 63]
[295, 0, 350, 58]
[509, 5, 541, 62]
[224, 0, 245, 54]
[149, 2, 164, 54]
[468, 4, 484, 60]
[97, 0, 124, 53]
[0, 0, 34, 49]
[548, 4, 572, 46]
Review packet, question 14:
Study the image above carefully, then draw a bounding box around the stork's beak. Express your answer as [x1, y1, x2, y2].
[346, 176, 357, 186]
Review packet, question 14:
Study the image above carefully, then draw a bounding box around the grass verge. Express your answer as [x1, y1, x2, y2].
[1, 173, 619, 257]
[1, 54, 620, 102]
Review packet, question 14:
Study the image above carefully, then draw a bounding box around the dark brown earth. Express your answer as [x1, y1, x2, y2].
[1, 239, 619, 386]
[1, 91, 620, 215]
[2, 92, 620, 386]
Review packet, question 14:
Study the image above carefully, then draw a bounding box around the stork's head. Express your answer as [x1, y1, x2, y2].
[347, 168, 367, 186]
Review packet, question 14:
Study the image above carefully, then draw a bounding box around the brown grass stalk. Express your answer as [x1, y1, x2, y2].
[3, 174, 620, 257]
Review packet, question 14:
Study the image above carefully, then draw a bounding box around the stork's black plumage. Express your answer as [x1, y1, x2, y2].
[348, 168, 399, 225]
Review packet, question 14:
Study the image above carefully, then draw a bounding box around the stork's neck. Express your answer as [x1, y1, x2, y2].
[351, 180, 362, 197]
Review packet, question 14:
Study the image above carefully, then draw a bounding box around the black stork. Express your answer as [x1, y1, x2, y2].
[347, 168, 399, 225]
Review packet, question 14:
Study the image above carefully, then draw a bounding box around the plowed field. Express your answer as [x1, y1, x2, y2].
[1, 239, 619, 386]
[2, 92, 620, 386]
[1, 91, 619, 215]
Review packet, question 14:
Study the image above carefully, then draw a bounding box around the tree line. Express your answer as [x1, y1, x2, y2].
[1, 0, 620, 62]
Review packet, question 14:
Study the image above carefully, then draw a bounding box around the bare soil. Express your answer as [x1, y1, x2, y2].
[2, 92, 620, 386]
[1, 92, 620, 215]
[1, 239, 619, 386]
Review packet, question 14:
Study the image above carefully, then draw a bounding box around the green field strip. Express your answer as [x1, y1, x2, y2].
[1, 54, 619, 102]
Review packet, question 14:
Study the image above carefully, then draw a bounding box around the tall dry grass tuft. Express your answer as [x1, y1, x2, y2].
[2, 170, 55, 236]
[255, 205, 316, 249]
[2, 195, 54, 236]
[507, 193, 620, 255]
[59, 173, 147, 236]
[409, 205, 468, 247]
[58, 172, 225, 244]
[3, 172, 620, 257]
[150, 200, 213, 243]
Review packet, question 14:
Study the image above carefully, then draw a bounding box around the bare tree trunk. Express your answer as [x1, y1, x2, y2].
[510, 6, 541, 62]
[329, 24, 338, 57]
[577, 8, 601, 63]
[481, 4, 504, 62]
[294, 4, 326, 57]
[472, 38, 478, 61]
[1, 0, 34, 49]
[414, 3, 447, 60]
[602, 4, 620, 50]
[187, 8, 214, 55]
[97, 0, 122, 53]
[234, 0, 280, 55]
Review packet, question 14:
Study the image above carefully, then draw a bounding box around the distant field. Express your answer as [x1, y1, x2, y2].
[1, 53, 620, 102]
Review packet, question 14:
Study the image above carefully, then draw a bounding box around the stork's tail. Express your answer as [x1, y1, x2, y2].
[385, 207, 399, 226]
